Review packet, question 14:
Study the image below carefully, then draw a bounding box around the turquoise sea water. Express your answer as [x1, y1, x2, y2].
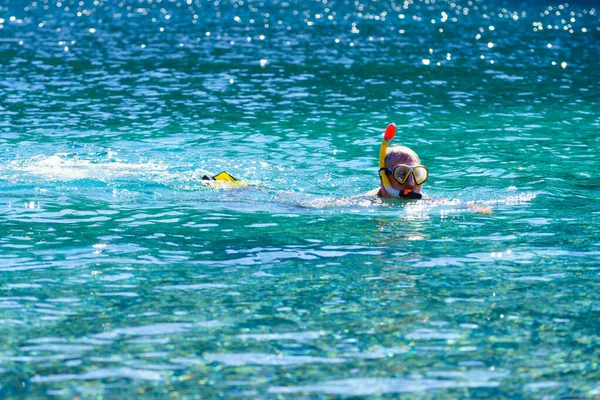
[1, 0, 599, 398]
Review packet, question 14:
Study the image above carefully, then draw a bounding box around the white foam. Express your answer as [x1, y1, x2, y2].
[15, 154, 172, 182]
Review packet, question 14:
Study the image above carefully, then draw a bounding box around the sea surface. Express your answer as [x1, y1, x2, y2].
[1, 0, 599, 398]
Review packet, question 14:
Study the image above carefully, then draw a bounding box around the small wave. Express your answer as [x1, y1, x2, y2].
[31, 367, 164, 382]
[268, 373, 507, 395]
[204, 352, 346, 366]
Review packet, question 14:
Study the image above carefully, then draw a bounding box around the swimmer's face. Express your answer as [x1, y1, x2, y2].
[386, 155, 424, 194]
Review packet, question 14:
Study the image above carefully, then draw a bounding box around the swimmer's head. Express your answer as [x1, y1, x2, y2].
[382, 145, 427, 196]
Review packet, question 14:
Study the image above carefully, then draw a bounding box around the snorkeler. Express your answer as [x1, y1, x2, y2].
[365, 123, 428, 199]
[203, 123, 427, 198]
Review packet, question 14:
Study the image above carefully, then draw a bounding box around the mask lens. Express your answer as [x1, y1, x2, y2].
[413, 166, 428, 184]
[393, 165, 411, 184]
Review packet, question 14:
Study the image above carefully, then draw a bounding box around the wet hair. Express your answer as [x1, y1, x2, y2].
[385, 145, 421, 168]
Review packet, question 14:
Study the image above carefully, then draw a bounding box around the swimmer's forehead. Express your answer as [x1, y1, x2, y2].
[385, 145, 421, 166]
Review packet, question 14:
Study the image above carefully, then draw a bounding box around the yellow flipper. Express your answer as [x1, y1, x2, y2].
[201, 171, 248, 188]
[212, 171, 238, 182]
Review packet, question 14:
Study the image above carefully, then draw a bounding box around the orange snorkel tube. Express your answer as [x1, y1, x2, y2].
[378, 123, 422, 199]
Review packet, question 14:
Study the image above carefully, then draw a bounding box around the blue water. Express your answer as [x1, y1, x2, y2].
[1, 0, 599, 398]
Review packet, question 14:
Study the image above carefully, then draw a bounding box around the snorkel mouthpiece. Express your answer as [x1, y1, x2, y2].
[378, 123, 422, 200]
[402, 189, 422, 199]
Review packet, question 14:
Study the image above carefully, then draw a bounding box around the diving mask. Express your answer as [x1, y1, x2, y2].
[386, 164, 428, 185]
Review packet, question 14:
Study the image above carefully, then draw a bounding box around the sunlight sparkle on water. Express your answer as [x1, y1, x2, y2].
[0, 0, 598, 397]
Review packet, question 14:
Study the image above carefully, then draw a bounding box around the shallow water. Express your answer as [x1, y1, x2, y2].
[1, 0, 599, 398]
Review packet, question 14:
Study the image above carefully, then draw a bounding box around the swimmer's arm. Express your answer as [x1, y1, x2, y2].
[467, 203, 493, 214]
[419, 197, 494, 214]
[359, 191, 492, 213]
